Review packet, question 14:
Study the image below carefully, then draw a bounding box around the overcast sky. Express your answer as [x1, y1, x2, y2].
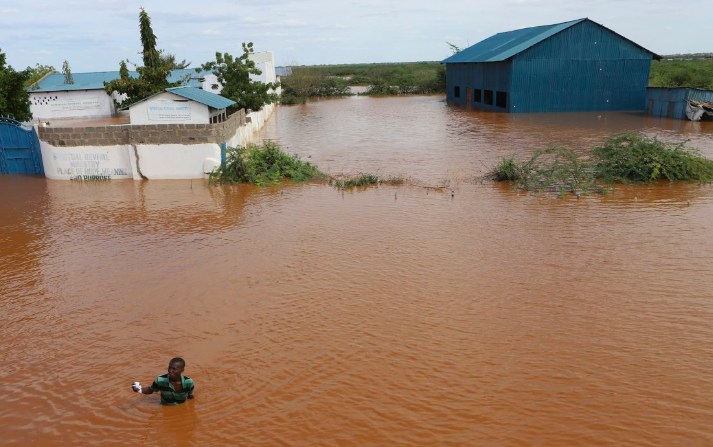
[1, 0, 711, 72]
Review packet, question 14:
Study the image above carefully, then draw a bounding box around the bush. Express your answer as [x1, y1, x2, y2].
[593, 133, 713, 183]
[490, 133, 713, 195]
[209, 141, 322, 186]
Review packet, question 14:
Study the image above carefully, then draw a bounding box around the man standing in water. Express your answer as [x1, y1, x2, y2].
[132, 358, 195, 405]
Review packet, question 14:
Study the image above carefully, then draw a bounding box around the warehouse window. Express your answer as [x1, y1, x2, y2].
[474, 89, 482, 103]
[454, 86, 460, 98]
[496, 91, 507, 108]
[484, 90, 493, 105]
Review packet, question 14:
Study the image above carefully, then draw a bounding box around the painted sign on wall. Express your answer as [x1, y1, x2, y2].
[52, 151, 130, 180]
[50, 97, 102, 112]
[148, 100, 191, 121]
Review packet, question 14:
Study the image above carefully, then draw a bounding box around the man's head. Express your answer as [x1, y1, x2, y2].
[167, 357, 185, 380]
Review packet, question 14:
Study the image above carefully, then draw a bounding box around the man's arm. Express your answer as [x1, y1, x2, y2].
[132, 380, 159, 395]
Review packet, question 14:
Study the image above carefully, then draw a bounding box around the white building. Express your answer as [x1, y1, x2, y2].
[27, 69, 206, 122]
[127, 87, 235, 125]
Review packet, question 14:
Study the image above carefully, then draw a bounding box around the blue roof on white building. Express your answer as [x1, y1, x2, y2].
[124, 86, 235, 110]
[165, 87, 235, 109]
[28, 68, 209, 92]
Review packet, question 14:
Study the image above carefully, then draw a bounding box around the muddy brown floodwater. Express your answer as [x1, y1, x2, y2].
[2, 95, 713, 447]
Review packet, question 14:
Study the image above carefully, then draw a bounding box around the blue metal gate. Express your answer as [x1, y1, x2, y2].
[0, 117, 44, 175]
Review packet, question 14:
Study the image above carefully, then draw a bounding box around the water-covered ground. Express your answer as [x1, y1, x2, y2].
[1, 96, 712, 446]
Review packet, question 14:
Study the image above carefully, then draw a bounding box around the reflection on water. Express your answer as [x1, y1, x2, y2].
[1, 96, 713, 446]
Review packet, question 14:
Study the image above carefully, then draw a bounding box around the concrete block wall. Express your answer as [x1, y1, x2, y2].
[38, 109, 248, 147]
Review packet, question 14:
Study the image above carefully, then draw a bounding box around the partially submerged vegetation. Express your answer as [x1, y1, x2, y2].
[209, 141, 322, 186]
[491, 133, 713, 196]
[209, 142, 406, 190]
[328, 173, 405, 189]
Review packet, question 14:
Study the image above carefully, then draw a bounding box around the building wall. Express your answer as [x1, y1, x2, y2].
[38, 109, 247, 147]
[129, 92, 210, 125]
[445, 62, 512, 112]
[510, 20, 654, 113]
[29, 89, 117, 121]
[37, 105, 274, 180]
[646, 87, 713, 119]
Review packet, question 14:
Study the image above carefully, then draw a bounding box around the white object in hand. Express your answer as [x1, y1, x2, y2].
[133, 381, 142, 393]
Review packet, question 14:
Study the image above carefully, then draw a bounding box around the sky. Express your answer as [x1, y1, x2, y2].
[1, 0, 712, 72]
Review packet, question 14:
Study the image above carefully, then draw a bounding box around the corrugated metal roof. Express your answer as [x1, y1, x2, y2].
[28, 68, 210, 92]
[442, 18, 659, 64]
[443, 19, 586, 63]
[27, 71, 138, 92]
[165, 86, 235, 109]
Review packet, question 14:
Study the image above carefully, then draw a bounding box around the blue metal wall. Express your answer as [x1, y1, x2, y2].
[445, 62, 511, 112]
[510, 20, 653, 112]
[646, 87, 713, 119]
[0, 118, 45, 175]
[446, 20, 655, 113]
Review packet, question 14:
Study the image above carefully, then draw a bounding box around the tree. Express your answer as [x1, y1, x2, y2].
[160, 52, 190, 70]
[119, 60, 129, 80]
[446, 42, 462, 54]
[104, 8, 178, 106]
[0, 48, 32, 121]
[62, 60, 74, 85]
[25, 63, 56, 89]
[200, 42, 279, 112]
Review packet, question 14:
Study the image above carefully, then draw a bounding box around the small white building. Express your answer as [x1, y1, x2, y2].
[127, 86, 236, 125]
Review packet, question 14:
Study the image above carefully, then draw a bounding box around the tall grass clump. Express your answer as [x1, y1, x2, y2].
[489, 132, 713, 196]
[209, 141, 322, 186]
[490, 148, 603, 196]
[593, 133, 713, 183]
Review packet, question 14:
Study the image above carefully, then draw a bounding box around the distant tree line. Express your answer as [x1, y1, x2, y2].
[649, 60, 713, 90]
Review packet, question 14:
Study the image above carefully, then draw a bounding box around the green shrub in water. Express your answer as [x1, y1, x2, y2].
[593, 133, 713, 183]
[490, 147, 603, 196]
[490, 133, 713, 195]
[209, 141, 322, 186]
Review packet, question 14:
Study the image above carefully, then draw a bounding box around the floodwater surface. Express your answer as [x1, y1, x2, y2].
[2, 96, 713, 447]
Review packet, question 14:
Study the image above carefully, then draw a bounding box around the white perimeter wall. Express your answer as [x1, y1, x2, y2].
[30, 90, 117, 121]
[38, 103, 275, 180]
[129, 92, 210, 125]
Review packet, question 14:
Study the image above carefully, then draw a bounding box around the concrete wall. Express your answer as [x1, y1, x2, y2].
[38, 109, 247, 147]
[30, 89, 117, 121]
[37, 104, 274, 180]
[129, 92, 210, 125]
[39, 143, 134, 180]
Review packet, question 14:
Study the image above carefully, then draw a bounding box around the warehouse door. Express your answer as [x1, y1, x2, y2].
[466, 87, 472, 108]
[0, 118, 44, 175]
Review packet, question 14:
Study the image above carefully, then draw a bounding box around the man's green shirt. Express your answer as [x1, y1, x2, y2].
[150, 374, 194, 405]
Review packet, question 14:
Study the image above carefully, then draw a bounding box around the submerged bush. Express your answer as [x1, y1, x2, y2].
[209, 141, 322, 186]
[328, 173, 405, 189]
[593, 133, 713, 183]
[490, 148, 603, 196]
[490, 132, 713, 196]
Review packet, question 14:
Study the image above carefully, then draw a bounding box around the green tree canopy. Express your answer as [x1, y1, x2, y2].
[0, 48, 32, 121]
[104, 8, 179, 106]
[200, 42, 279, 112]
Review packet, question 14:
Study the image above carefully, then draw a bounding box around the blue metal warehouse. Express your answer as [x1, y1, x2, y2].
[442, 18, 660, 113]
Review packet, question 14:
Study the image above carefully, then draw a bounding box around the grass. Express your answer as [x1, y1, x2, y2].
[209, 141, 323, 186]
[328, 173, 406, 189]
[490, 133, 713, 196]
